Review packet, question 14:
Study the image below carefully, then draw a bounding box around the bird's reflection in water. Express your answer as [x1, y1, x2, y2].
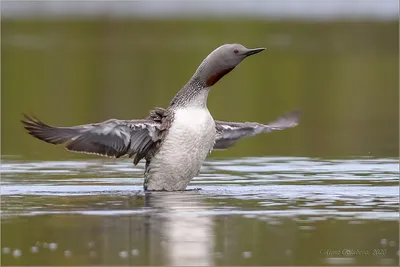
[144, 191, 214, 266]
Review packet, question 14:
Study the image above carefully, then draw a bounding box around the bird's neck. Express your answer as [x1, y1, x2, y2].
[169, 78, 210, 109]
[168, 57, 233, 109]
[191, 56, 234, 87]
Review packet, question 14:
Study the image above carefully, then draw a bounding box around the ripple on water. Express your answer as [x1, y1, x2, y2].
[0, 157, 398, 221]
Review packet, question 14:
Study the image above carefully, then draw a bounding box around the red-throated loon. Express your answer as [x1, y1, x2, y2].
[22, 43, 300, 191]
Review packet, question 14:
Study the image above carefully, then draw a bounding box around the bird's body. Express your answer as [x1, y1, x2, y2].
[22, 43, 300, 191]
[146, 105, 215, 191]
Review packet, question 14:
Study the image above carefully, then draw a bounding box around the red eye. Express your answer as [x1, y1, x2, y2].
[234, 49, 239, 54]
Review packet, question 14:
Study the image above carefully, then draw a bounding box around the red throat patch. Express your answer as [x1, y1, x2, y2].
[206, 67, 234, 86]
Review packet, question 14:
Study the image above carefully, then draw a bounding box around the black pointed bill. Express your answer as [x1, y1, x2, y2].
[244, 47, 266, 56]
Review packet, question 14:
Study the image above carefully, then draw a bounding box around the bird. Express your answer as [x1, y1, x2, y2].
[22, 43, 300, 191]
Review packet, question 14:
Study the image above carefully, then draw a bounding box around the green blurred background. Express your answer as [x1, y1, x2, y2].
[2, 19, 398, 159]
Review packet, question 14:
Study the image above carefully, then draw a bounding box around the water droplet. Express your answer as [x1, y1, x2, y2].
[214, 252, 223, 259]
[389, 241, 396, 247]
[131, 249, 139, 256]
[2, 247, 10, 254]
[64, 250, 72, 258]
[13, 249, 22, 258]
[380, 239, 387, 246]
[89, 251, 97, 258]
[30, 246, 39, 253]
[285, 249, 292, 256]
[48, 243, 57, 251]
[42, 242, 48, 248]
[299, 225, 315, 231]
[379, 258, 395, 265]
[324, 257, 355, 265]
[242, 251, 252, 258]
[88, 241, 95, 248]
[119, 250, 128, 258]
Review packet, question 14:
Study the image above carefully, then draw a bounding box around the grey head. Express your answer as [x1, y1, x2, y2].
[169, 43, 265, 108]
[191, 43, 265, 87]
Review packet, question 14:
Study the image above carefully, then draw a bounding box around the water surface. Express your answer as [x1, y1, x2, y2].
[1, 17, 398, 266]
[1, 157, 398, 266]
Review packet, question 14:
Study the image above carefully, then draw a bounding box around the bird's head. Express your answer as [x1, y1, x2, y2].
[194, 43, 265, 87]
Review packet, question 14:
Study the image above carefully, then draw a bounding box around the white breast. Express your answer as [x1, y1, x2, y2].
[173, 107, 213, 133]
[147, 107, 216, 190]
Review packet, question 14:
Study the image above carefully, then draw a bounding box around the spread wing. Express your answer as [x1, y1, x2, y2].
[214, 110, 300, 149]
[22, 113, 165, 164]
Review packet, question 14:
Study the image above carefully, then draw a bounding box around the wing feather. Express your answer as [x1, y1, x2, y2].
[22, 114, 164, 162]
[214, 110, 300, 149]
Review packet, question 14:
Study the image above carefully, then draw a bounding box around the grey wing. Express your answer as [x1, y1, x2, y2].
[214, 110, 300, 149]
[22, 114, 162, 164]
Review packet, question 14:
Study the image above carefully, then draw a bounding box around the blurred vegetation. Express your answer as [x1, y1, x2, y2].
[1, 19, 398, 159]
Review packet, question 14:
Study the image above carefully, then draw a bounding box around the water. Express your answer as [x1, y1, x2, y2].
[1, 157, 398, 266]
[1, 16, 398, 266]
